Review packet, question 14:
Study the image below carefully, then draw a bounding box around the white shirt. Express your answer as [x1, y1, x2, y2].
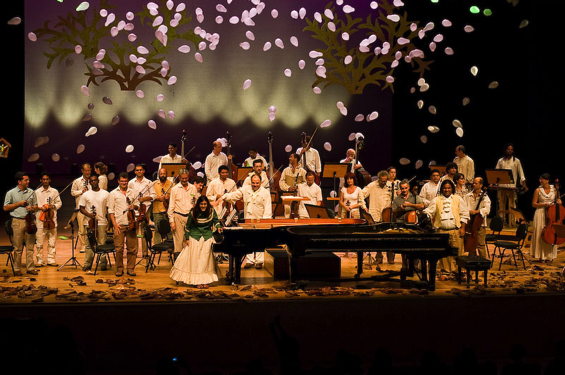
[424, 194, 470, 230]
[296, 147, 322, 173]
[279, 166, 306, 192]
[35, 186, 62, 228]
[297, 182, 323, 218]
[79, 189, 110, 226]
[496, 157, 526, 187]
[222, 186, 272, 219]
[465, 191, 491, 227]
[128, 177, 155, 214]
[419, 181, 439, 207]
[98, 175, 108, 191]
[158, 154, 183, 170]
[454, 155, 475, 184]
[361, 181, 393, 222]
[207, 177, 236, 215]
[243, 154, 267, 168]
[205, 152, 228, 183]
[243, 171, 269, 189]
[71, 176, 91, 209]
[167, 183, 198, 221]
[108, 187, 135, 227]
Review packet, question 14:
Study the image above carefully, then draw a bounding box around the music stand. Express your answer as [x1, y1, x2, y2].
[162, 163, 187, 182]
[58, 211, 82, 271]
[486, 169, 514, 185]
[323, 163, 350, 195]
[237, 167, 253, 182]
[305, 204, 331, 219]
[510, 207, 528, 224]
[431, 165, 446, 176]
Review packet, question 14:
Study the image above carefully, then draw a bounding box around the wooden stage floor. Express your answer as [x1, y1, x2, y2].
[1, 226, 565, 375]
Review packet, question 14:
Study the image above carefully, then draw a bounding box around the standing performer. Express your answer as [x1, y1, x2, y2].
[454, 173, 469, 198]
[204, 140, 229, 184]
[440, 162, 458, 184]
[71, 163, 92, 253]
[3, 172, 38, 276]
[339, 149, 363, 188]
[158, 143, 188, 170]
[387, 166, 401, 194]
[108, 172, 139, 277]
[419, 169, 441, 207]
[297, 171, 323, 219]
[170, 196, 223, 288]
[152, 167, 173, 244]
[243, 147, 267, 168]
[243, 159, 269, 188]
[279, 153, 307, 218]
[94, 162, 108, 190]
[296, 135, 322, 180]
[128, 164, 155, 259]
[423, 179, 470, 274]
[495, 143, 528, 225]
[339, 172, 364, 219]
[222, 175, 272, 268]
[168, 168, 198, 256]
[207, 165, 236, 216]
[530, 174, 560, 262]
[361, 170, 394, 264]
[454, 145, 475, 185]
[35, 172, 62, 267]
[464, 177, 491, 258]
[79, 174, 110, 272]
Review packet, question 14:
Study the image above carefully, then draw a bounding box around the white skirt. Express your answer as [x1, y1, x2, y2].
[170, 237, 219, 285]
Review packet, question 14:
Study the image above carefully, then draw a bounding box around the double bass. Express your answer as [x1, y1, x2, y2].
[299, 132, 321, 185]
[225, 132, 242, 211]
[353, 135, 372, 189]
[542, 179, 565, 245]
[465, 187, 488, 255]
[181, 130, 197, 183]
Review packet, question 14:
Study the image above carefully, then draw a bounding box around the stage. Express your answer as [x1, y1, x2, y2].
[1, 222, 565, 375]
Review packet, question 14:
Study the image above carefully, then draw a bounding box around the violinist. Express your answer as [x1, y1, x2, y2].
[204, 140, 228, 184]
[530, 173, 560, 262]
[108, 172, 139, 276]
[3, 171, 38, 276]
[278, 153, 306, 218]
[243, 159, 269, 188]
[70, 163, 92, 254]
[207, 165, 236, 216]
[464, 177, 491, 257]
[152, 167, 173, 244]
[128, 164, 155, 259]
[79, 174, 110, 272]
[35, 172, 62, 267]
[296, 135, 321, 180]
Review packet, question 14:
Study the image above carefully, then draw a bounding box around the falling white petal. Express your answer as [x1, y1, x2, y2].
[148, 120, 157, 129]
[77, 144, 85, 154]
[344, 55, 352, 65]
[488, 81, 499, 89]
[399, 158, 410, 165]
[275, 38, 284, 49]
[127, 164, 135, 173]
[194, 53, 203, 62]
[112, 116, 120, 125]
[355, 114, 364, 122]
[456, 128, 464, 137]
[427, 126, 440, 133]
[298, 60, 305, 69]
[178, 45, 191, 53]
[243, 79, 252, 90]
[284, 69, 292, 77]
[285, 145, 293, 153]
[452, 119, 462, 128]
[320, 119, 331, 128]
[387, 15, 400, 22]
[313, 87, 321, 94]
[126, 145, 134, 153]
[420, 135, 427, 144]
[85, 127, 97, 137]
[444, 47, 454, 55]
[240, 41, 250, 50]
[271, 9, 278, 18]
[76, 2, 90, 11]
[263, 42, 272, 51]
[246, 31, 255, 40]
[290, 36, 298, 47]
[80, 85, 90, 97]
[471, 66, 478, 76]
[415, 160, 423, 169]
[368, 111, 379, 121]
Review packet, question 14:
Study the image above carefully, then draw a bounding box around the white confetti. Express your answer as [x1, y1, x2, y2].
[126, 145, 134, 153]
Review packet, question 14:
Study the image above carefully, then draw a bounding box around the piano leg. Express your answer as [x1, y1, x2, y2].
[428, 259, 438, 291]
[227, 254, 245, 284]
[355, 251, 364, 278]
[420, 258, 428, 283]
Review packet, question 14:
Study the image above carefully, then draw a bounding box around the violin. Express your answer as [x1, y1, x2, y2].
[465, 187, 488, 255]
[86, 205, 98, 248]
[161, 187, 169, 210]
[40, 197, 56, 231]
[542, 179, 565, 245]
[136, 193, 147, 224]
[126, 197, 137, 231]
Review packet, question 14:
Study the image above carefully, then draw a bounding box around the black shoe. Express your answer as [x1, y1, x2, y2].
[115, 270, 124, 277]
[82, 265, 91, 272]
[127, 270, 136, 277]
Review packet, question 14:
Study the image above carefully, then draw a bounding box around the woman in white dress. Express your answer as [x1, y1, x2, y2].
[170, 196, 223, 288]
[339, 172, 364, 219]
[530, 173, 561, 262]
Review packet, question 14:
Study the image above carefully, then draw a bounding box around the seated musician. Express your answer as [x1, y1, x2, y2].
[392, 180, 424, 223]
[243, 159, 269, 189]
[464, 177, 491, 258]
[423, 179, 470, 275]
[243, 147, 267, 168]
[297, 171, 323, 219]
[278, 154, 306, 218]
[221, 174, 272, 268]
[361, 170, 394, 264]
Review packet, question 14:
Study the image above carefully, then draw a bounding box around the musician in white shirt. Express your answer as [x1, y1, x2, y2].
[168, 169, 198, 255]
[243, 148, 267, 168]
[158, 143, 188, 170]
[205, 141, 229, 184]
[207, 165, 236, 216]
[296, 135, 322, 176]
[419, 169, 441, 207]
[243, 159, 269, 189]
[339, 148, 362, 188]
[128, 164, 155, 258]
[278, 154, 306, 218]
[454, 145, 475, 185]
[464, 177, 491, 258]
[297, 172, 323, 218]
[221, 175, 272, 268]
[35, 172, 62, 267]
[495, 143, 528, 225]
[70, 163, 92, 253]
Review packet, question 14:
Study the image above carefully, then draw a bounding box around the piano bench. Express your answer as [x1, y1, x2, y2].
[456, 255, 491, 288]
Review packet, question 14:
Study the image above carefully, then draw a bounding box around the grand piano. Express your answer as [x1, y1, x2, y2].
[213, 219, 456, 290]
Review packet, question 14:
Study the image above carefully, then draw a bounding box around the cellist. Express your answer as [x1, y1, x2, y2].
[530, 173, 561, 262]
[464, 177, 491, 257]
[35, 172, 62, 267]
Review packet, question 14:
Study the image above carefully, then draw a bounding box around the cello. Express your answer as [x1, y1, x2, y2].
[542, 179, 565, 245]
[464, 187, 488, 255]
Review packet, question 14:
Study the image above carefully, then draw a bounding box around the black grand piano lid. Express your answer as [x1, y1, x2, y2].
[285, 222, 438, 236]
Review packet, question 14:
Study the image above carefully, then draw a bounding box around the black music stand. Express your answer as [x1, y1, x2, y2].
[323, 163, 349, 195]
[58, 211, 81, 271]
[305, 204, 331, 219]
